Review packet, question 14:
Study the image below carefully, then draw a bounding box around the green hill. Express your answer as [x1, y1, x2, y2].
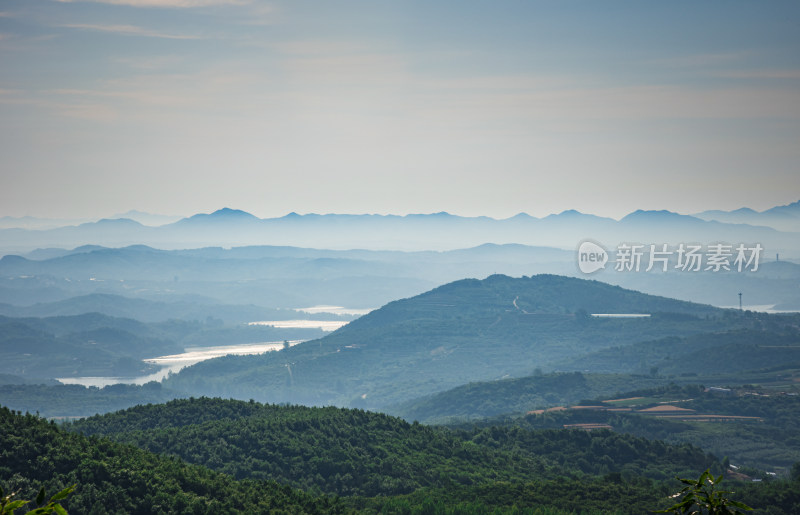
[69, 397, 716, 496]
[490, 383, 800, 478]
[163, 274, 739, 408]
[0, 313, 182, 378]
[387, 372, 673, 424]
[0, 382, 185, 418]
[555, 325, 800, 375]
[0, 311, 328, 381]
[7, 398, 800, 513]
[0, 406, 343, 514]
[389, 323, 800, 424]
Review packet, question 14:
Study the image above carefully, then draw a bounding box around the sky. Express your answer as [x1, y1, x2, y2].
[1, 0, 799, 220]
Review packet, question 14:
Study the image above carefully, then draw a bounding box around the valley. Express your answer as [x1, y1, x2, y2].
[1, 205, 799, 513]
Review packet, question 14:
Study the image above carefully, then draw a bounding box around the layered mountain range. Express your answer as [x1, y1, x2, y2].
[2, 201, 798, 254]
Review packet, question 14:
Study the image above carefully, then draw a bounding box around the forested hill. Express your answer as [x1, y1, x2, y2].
[390, 324, 800, 424]
[556, 326, 800, 375]
[164, 274, 740, 408]
[0, 406, 343, 514]
[69, 397, 715, 498]
[344, 274, 721, 329]
[7, 398, 800, 513]
[388, 372, 671, 424]
[0, 312, 182, 378]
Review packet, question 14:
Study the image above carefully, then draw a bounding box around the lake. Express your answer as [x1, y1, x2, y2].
[56, 340, 302, 388]
[295, 305, 374, 316]
[248, 319, 350, 331]
[55, 310, 368, 388]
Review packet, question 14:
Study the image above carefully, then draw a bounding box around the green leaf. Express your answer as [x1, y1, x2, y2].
[35, 487, 46, 506]
[727, 499, 753, 510]
[5, 500, 28, 511]
[657, 469, 753, 514]
[53, 504, 68, 515]
[49, 486, 75, 503]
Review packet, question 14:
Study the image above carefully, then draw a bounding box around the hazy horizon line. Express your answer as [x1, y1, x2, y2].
[2, 199, 799, 226]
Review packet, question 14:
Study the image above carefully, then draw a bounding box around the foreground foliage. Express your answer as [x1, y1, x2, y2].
[0, 484, 74, 515]
[657, 469, 752, 514]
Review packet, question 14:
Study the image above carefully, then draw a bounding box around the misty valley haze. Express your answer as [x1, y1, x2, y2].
[0, 201, 799, 513]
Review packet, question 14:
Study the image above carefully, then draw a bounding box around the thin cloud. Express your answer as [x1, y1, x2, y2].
[112, 54, 185, 71]
[54, 102, 118, 121]
[239, 3, 275, 26]
[43, 67, 267, 114]
[53, 0, 250, 7]
[49, 86, 194, 108]
[713, 69, 800, 80]
[650, 52, 752, 69]
[0, 89, 116, 121]
[60, 23, 200, 39]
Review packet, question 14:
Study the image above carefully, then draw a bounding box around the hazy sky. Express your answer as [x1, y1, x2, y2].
[1, 0, 799, 220]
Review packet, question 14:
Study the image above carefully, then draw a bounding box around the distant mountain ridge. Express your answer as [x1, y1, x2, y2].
[694, 200, 800, 232]
[109, 210, 183, 226]
[0, 243, 571, 310]
[1, 203, 797, 254]
[0, 292, 337, 325]
[3, 240, 799, 314]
